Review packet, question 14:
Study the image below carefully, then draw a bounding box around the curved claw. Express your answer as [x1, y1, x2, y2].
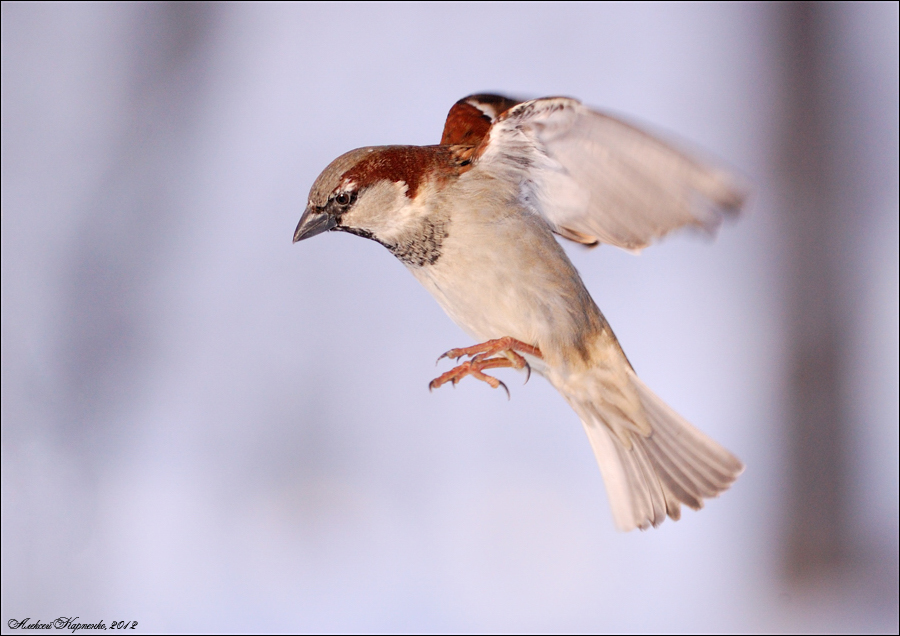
[437, 347, 469, 364]
[429, 338, 543, 399]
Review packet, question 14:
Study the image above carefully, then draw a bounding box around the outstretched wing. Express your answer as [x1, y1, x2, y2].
[473, 97, 746, 251]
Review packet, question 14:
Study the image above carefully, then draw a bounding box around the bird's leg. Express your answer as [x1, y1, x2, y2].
[429, 337, 543, 397]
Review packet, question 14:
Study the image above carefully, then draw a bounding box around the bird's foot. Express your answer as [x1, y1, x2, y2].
[429, 337, 543, 398]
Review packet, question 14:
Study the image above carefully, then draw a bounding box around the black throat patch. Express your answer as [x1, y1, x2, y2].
[337, 217, 448, 268]
[386, 217, 448, 267]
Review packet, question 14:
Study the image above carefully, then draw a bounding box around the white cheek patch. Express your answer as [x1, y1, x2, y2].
[341, 179, 413, 240]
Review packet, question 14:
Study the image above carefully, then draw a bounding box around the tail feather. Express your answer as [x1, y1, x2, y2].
[632, 437, 669, 525]
[647, 416, 729, 495]
[578, 410, 667, 530]
[643, 434, 706, 507]
[573, 369, 743, 531]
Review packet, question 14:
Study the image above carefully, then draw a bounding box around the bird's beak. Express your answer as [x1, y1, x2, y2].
[293, 206, 337, 243]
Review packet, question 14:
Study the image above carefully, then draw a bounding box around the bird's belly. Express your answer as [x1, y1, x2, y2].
[413, 260, 540, 344]
[407, 214, 605, 368]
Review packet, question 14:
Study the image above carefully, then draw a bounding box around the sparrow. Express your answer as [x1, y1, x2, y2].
[293, 93, 745, 531]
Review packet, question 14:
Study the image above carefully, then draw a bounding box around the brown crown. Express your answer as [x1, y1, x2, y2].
[341, 145, 466, 199]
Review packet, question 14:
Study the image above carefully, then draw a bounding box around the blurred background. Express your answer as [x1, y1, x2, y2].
[2, 2, 897, 632]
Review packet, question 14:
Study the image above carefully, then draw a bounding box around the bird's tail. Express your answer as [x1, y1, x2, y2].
[564, 367, 743, 531]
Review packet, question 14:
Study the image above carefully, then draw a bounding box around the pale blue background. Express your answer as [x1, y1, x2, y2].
[2, 3, 897, 633]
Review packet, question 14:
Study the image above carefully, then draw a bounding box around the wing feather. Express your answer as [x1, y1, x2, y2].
[474, 97, 746, 251]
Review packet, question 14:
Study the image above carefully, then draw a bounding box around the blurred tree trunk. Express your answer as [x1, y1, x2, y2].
[778, 1, 850, 580]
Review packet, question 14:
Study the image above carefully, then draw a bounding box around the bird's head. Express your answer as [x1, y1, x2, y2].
[293, 145, 465, 249]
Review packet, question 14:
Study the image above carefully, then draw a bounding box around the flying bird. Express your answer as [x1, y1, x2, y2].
[294, 94, 745, 531]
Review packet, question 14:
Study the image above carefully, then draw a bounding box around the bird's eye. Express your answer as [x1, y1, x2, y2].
[335, 192, 352, 206]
